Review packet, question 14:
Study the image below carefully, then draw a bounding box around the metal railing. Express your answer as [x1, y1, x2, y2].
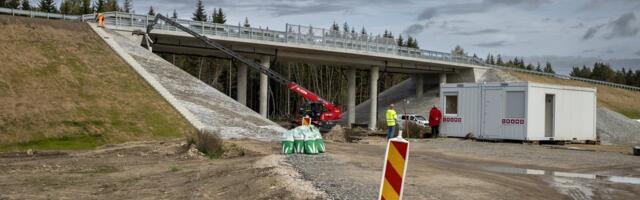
[2, 8, 638, 91]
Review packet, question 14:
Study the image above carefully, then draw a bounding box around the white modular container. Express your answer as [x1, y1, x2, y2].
[439, 82, 596, 141]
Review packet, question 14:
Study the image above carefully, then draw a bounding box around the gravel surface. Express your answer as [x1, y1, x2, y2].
[416, 139, 640, 169]
[596, 107, 640, 146]
[107, 30, 285, 141]
[286, 154, 378, 200]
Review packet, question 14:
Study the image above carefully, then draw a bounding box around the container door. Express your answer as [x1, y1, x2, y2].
[545, 94, 555, 138]
[482, 89, 502, 138]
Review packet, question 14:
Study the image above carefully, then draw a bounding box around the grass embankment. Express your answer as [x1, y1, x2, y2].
[510, 72, 640, 119]
[0, 16, 196, 151]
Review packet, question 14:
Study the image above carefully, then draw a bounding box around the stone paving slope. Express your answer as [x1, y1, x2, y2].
[104, 29, 285, 141]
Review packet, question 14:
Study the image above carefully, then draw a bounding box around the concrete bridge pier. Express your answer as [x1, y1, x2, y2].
[260, 55, 270, 117]
[369, 66, 379, 130]
[237, 63, 248, 105]
[346, 68, 357, 128]
[440, 73, 447, 85]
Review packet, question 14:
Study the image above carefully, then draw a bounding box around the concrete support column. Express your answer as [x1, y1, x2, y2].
[259, 55, 270, 118]
[415, 74, 424, 98]
[439, 73, 447, 85]
[369, 66, 379, 130]
[236, 63, 248, 105]
[346, 68, 357, 128]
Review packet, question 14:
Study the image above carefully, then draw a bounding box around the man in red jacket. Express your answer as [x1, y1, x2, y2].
[429, 105, 442, 138]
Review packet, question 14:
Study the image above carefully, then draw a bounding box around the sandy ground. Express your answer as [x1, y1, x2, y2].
[1, 138, 639, 200]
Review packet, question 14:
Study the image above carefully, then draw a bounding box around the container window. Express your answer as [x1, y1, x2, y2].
[445, 94, 458, 115]
[506, 91, 525, 118]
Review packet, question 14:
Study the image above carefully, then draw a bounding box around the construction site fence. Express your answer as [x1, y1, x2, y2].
[2, 8, 638, 92]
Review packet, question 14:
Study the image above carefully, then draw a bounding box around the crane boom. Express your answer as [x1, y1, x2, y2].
[146, 14, 342, 121]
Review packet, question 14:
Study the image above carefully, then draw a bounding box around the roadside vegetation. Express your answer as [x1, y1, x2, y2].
[0, 16, 196, 151]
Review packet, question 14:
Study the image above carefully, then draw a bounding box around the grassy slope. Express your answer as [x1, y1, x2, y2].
[0, 16, 196, 151]
[509, 72, 640, 119]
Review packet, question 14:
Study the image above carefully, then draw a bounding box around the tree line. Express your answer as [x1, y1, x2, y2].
[570, 63, 640, 87]
[0, 0, 132, 14]
[449, 45, 556, 74]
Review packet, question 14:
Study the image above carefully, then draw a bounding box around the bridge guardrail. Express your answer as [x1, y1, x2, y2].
[2, 9, 638, 91]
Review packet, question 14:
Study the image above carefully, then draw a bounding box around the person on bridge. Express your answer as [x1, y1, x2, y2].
[385, 104, 398, 140]
[96, 13, 105, 28]
[429, 105, 442, 138]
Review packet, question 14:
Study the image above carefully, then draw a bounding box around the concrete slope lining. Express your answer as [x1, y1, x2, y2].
[89, 23, 285, 141]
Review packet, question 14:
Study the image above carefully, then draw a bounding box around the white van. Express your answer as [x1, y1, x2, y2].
[398, 114, 429, 128]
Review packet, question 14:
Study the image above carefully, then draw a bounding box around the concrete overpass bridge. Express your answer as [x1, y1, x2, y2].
[5, 9, 637, 130]
[90, 12, 491, 129]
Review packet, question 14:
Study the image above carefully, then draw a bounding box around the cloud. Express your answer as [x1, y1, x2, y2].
[403, 24, 425, 35]
[474, 40, 508, 47]
[584, 12, 639, 40]
[452, 28, 501, 36]
[582, 25, 603, 40]
[417, 0, 549, 20]
[636, 50, 640, 56]
[604, 12, 639, 39]
[402, 21, 435, 35]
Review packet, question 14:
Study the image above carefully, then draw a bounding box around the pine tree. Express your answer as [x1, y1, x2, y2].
[211, 8, 217, 22]
[360, 27, 367, 35]
[485, 54, 492, 64]
[20, 0, 30, 10]
[543, 62, 555, 74]
[192, 0, 206, 21]
[172, 9, 178, 19]
[147, 6, 154, 16]
[215, 8, 226, 24]
[243, 17, 250, 27]
[451, 45, 466, 56]
[7, 0, 19, 9]
[122, 0, 132, 13]
[397, 34, 404, 47]
[80, 0, 92, 14]
[535, 63, 542, 72]
[38, 0, 56, 12]
[413, 38, 419, 49]
[496, 54, 504, 66]
[342, 22, 349, 33]
[383, 30, 389, 38]
[59, 0, 71, 14]
[0, 0, 6, 8]
[331, 21, 339, 32]
[406, 36, 414, 48]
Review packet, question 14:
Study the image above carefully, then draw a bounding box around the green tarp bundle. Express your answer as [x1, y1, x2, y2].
[281, 125, 325, 155]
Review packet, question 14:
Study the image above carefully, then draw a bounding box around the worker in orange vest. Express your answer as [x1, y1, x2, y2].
[96, 13, 105, 28]
[428, 105, 442, 138]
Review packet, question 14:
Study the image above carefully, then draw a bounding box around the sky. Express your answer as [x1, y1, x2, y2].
[100, 0, 640, 72]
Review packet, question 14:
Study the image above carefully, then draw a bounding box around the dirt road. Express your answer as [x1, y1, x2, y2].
[0, 139, 323, 200]
[1, 138, 639, 199]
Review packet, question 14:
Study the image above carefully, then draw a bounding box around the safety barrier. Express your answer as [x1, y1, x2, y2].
[379, 136, 410, 200]
[1, 8, 638, 91]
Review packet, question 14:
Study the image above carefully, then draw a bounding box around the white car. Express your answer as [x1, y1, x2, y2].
[398, 114, 429, 128]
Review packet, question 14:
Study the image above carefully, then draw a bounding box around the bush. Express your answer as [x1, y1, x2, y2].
[378, 120, 430, 138]
[189, 129, 223, 159]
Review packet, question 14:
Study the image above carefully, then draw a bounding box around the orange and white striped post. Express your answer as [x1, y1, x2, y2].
[378, 134, 410, 200]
